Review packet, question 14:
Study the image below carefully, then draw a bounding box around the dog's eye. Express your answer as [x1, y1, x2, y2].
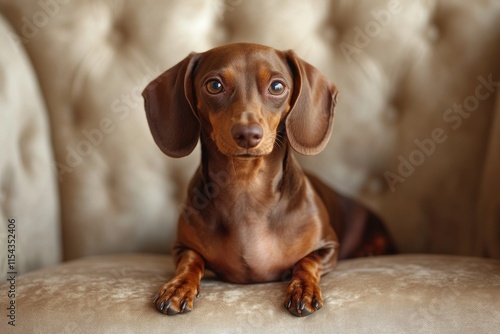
[268, 81, 285, 95]
[206, 80, 223, 94]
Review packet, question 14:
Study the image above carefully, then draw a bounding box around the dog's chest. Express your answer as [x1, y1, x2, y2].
[207, 220, 294, 283]
[193, 162, 323, 283]
[237, 217, 290, 281]
[204, 198, 320, 283]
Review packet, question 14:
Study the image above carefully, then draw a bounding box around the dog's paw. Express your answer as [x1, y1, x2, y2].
[153, 277, 200, 315]
[284, 277, 323, 317]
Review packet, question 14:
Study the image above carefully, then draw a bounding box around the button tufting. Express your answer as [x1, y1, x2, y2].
[426, 24, 440, 42]
[322, 25, 338, 43]
[108, 26, 126, 47]
[367, 177, 385, 195]
[107, 17, 129, 48]
[386, 104, 400, 122]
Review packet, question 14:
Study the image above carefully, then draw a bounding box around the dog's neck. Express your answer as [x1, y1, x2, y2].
[199, 130, 290, 195]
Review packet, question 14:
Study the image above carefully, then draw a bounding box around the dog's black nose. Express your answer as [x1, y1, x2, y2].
[232, 124, 263, 148]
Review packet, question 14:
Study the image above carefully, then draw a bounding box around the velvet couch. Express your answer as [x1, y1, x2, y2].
[1, 0, 500, 333]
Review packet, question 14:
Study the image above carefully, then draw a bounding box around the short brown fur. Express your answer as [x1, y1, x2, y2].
[143, 43, 396, 317]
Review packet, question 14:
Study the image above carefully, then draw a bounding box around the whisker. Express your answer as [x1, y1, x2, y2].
[273, 134, 286, 152]
[230, 156, 237, 175]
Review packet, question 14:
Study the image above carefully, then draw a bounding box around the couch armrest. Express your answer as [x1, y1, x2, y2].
[0, 13, 61, 279]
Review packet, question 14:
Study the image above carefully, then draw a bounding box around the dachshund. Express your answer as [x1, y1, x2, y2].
[143, 43, 396, 317]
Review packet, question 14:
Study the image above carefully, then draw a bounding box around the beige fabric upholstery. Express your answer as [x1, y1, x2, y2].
[476, 88, 500, 258]
[0, 0, 499, 263]
[0, 15, 61, 275]
[0, 1, 500, 332]
[3, 254, 499, 333]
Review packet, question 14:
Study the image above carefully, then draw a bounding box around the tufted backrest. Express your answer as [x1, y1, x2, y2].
[0, 0, 499, 270]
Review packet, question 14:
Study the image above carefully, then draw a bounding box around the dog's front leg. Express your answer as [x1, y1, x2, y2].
[153, 249, 205, 315]
[284, 246, 337, 317]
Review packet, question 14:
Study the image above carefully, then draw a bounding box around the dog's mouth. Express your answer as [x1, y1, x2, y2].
[232, 152, 263, 159]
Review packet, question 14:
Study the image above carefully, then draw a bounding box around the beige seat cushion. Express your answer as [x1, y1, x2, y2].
[5, 254, 500, 333]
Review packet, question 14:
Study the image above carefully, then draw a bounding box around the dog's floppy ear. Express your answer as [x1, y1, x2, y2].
[285, 50, 339, 155]
[143, 53, 200, 158]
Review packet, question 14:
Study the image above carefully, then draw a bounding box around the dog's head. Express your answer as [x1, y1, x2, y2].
[143, 43, 338, 158]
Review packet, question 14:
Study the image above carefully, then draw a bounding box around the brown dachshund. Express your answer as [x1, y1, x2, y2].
[143, 43, 396, 317]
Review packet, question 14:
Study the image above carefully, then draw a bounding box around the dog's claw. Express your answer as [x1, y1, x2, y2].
[167, 307, 178, 316]
[301, 308, 312, 317]
[153, 277, 199, 316]
[294, 300, 311, 317]
[284, 277, 323, 317]
[180, 300, 188, 313]
[312, 299, 321, 310]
